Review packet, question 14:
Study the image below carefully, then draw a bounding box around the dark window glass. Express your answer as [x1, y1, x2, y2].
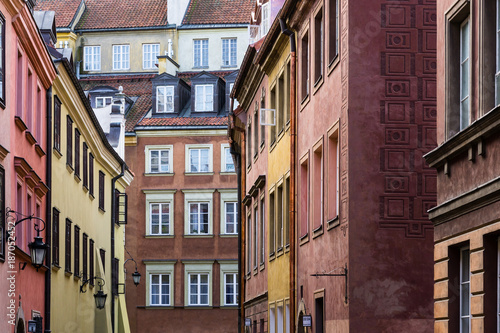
[0, 13, 5, 108]
[74, 225, 80, 276]
[315, 297, 324, 333]
[82, 233, 88, 281]
[0, 166, 4, 260]
[89, 153, 94, 196]
[100, 248, 106, 273]
[54, 97, 61, 151]
[65, 219, 71, 273]
[74, 129, 80, 178]
[99, 171, 105, 210]
[52, 208, 59, 265]
[83, 143, 88, 188]
[89, 239, 95, 283]
[112, 257, 119, 295]
[66, 116, 73, 168]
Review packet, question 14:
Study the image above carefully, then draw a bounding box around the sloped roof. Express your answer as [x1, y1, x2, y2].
[76, 0, 169, 30]
[35, 0, 82, 28]
[182, 0, 253, 25]
[137, 116, 228, 127]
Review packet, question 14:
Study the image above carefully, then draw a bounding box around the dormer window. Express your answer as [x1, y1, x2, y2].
[195, 85, 213, 112]
[157, 86, 174, 113]
[96, 97, 112, 108]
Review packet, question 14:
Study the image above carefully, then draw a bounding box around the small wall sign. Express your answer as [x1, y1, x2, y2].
[245, 318, 252, 327]
[302, 315, 312, 327]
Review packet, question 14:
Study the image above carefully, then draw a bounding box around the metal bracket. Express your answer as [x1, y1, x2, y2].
[311, 264, 348, 303]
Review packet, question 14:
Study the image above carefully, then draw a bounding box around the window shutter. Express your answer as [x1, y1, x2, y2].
[117, 193, 128, 224]
[112, 258, 119, 295]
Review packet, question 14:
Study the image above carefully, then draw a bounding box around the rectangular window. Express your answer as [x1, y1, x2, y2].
[82, 233, 88, 281]
[15, 184, 22, 249]
[260, 88, 266, 146]
[99, 171, 105, 210]
[27, 70, 33, 129]
[285, 62, 291, 125]
[254, 205, 258, 269]
[0, 167, 4, 260]
[150, 203, 170, 235]
[301, 31, 310, 101]
[16, 50, 23, 118]
[460, 19, 470, 130]
[100, 248, 106, 273]
[189, 148, 210, 172]
[285, 177, 290, 247]
[89, 153, 94, 197]
[300, 158, 309, 237]
[225, 202, 237, 234]
[312, 144, 323, 230]
[189, 203, 209, 234]
[156, 86, 174, 113]
[246, 210, 251, 274]
[66, 116, 73, 168]
[95, 97, 112, 108]
[74, 225, 80, 277]
[269, 191, 275, 256]
[278, 72, 285, 134]
[277, 184, 283, 250]
[270, 86, 276, 144]
[83, 143, 88, 188]
[143, 43, 160, 69]
[270, 305, 276, 333]
[84, 46, 100, 71]
[189, 273, 209, 305]
[54, 97, 61, 152]
[277, 304, 284, 333]
[65, 219, 71, 273]
[194, 39, 209, 67]
[74, 129, 80, 178]
[247, 121, 252, 167]
[223, 147, 235, 172]
[52, 208, 59, 265]
[0, 14, 5, 107]
[460, 247, 470, 333]
[89, 239, 95, 281]
[328, 0, 339, 64]
[150, 274, 171, 305]
[254, 108, 259, 158]
[195, 85, 214, 112]
[149, 149, 171, 173]
[260, 196, 265, 264]
[327, 129, 339, 221]
[36, 87, 42, 144]
[113, 45, 130, 70]
[224, 273, 238, 305]
[222, 38, 237, 67]
[112, 258, 119, 295]
[314, 7, 324, 84]
[261, 3, 270, 36]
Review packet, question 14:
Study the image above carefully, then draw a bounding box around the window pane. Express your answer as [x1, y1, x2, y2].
[190, 149, 199, 172]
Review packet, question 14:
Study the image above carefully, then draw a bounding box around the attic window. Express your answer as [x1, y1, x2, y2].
[157, 86, 174, 113]
[96, 97, 112, 108]
[195, 85, 213, 112]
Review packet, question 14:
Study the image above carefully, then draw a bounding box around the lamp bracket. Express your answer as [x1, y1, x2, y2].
[81, 276, 105, 293]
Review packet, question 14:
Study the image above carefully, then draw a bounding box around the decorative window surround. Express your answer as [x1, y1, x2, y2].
[220, 261, 238, 306]
[221, 144, 235, 173]
[145, 145, 173, 174]
[83, 46, 101, 71]
[183, 261, 214, 307]
[144, 190, 176, 236]
[145, 261, 175, 307]
[156, 86, 175, 113]
[143, 43, 160, 70]
[219, 189, 238, 235]
[185, 144, 213, 174]
[182, 189, 214, 236]
[113, 45, 130, 70]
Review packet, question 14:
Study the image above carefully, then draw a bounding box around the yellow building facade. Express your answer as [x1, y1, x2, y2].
[50, 59, 133, 333]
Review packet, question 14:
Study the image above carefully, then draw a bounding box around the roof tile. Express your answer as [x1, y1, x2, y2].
[35, 0, 82, 28]
[182, 0, 253, 25]
[138, 116, 228, 127]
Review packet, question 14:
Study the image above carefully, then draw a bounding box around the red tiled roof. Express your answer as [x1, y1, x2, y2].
[138, 116, 228, 127]
[76, 0, 168, 30]
[35, 0, 82, 28]
[182, 0, 253, 25]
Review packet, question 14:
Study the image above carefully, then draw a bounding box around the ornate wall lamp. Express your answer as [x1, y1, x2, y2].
[80, 276, 107, 309]
[6, 208, 48, 270]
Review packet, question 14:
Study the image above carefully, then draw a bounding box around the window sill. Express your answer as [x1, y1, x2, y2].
[52, 264, 61, 271]
[66, 163, 74, 174]
[53, 148, 63, 159]
[269, 140, 277, 153]
[74, 274, 81, 281]
[184, 172, 214, 176]
[220, 305, 238, 309]
[145, 235, 174, 239]
[327, 216, 340, 230]
[300, 94, 310, 111]
[312, 224, 324, 239]
[313, 75, 324, 95]
[35, 144, 46, 157]
[192, 66, 209, 70]
[89, 193, 95, 200]
[98, 207, 105, 214]
[184, 234, 214, 238]
[285, 244, 290, 253]
[219, 233, 238, 238]
[144, 305, 174, 309]
[221, 65, 237, 69]
[260, 141, 265, 152]
[328, 54, 340, 76]
[74, 174, 81, 183]
[184, 305, 213, 309]
[26, 131, 37, 145]
[220, 171, 236, 175]
[64, 270, 73, 277]
[83, 185, 89, 193]
[14, 116, 28, 131]
[144, 172, 174, 177]
[269, 252, 275, 261]
[253, 267, 259, 275]
[299, 233, 309, 246]
[260, 262, 265, 271]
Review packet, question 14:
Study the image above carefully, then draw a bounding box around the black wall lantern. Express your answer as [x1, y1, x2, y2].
[124, 247, 141, 286]
[80, 276, 107, 309]
[6, 208, 48, 270]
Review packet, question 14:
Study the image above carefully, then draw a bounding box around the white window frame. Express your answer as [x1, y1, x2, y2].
[156, 86, 175, 113]
[149, 202, 171, 235]
[220, 261, 238, 306]
[193, 39, 209, 67]
[459, 18, 470, 130]
[460, 246, 470, 333]
[219, 189, 238, 235]
[144, 190, 175, 236]
[113, 44, 130, 70]
[183, 261, 213, 306]
[195, 84, 214, 112]
[221, 143, 235, 173]
[185, 144, 213, 173]
[261, 2, 270, 37]
[95, 97, 112, 108]
[143, 43, 160, 69]
[230, 83, 240, 109]
[145, 145, 173, 174]
[145, 261, 175, 306]
[183, 189, 214, 236]
[83, 46, 101, 71]
[222, 38, 237, 67]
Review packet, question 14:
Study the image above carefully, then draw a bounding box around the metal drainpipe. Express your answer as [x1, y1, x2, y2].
[111, 163, 125, 333]
[44, 87, 52, 333]
[239, 117, 247, 333]
[280, 18, 297, 333]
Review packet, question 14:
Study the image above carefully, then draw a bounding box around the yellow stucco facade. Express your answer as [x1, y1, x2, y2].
[50, 60, 133, 333]
[263, 35, 293, 332]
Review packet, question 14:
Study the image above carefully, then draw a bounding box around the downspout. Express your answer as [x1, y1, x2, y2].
[44, 87, 52, 333]
[111, 163, 125, 333]
[280, 18, 297, 333]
